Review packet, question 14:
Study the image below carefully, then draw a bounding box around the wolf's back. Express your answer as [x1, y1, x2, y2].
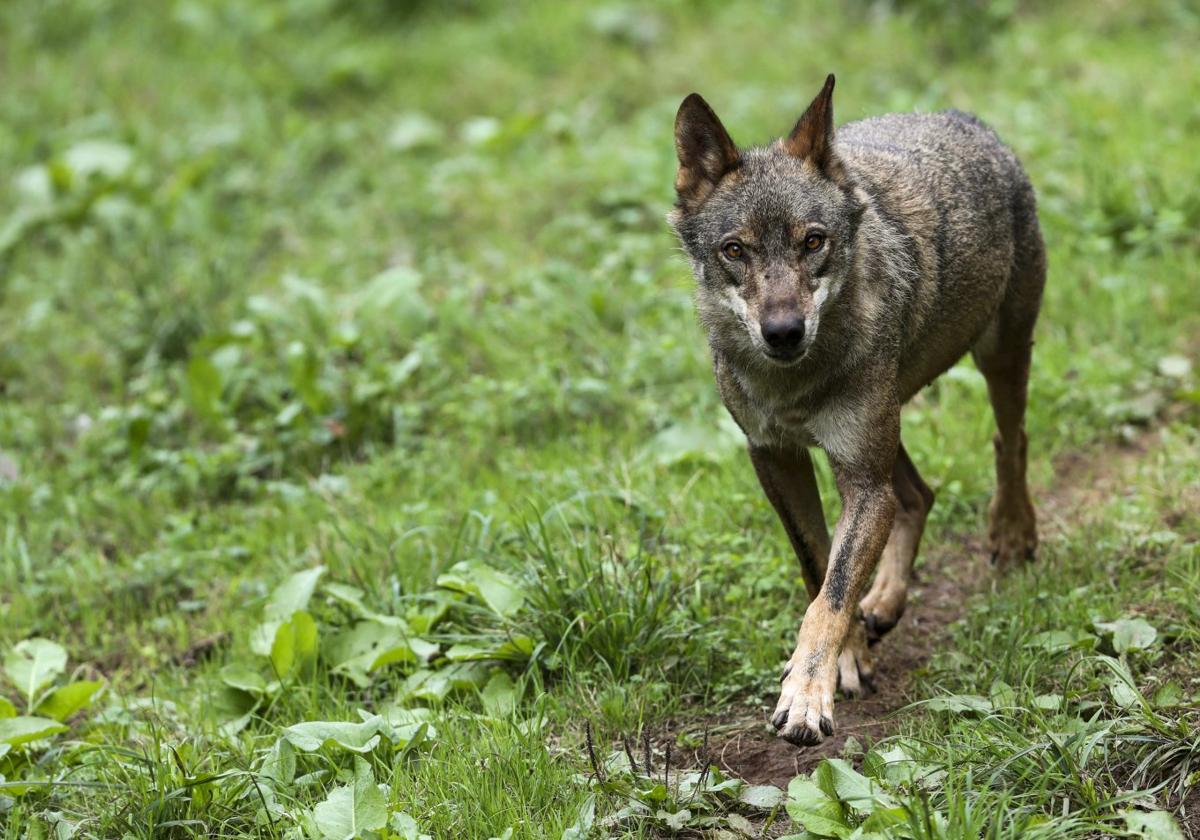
[835, 109, 1041, 396]
[836, 109, 1033, 255]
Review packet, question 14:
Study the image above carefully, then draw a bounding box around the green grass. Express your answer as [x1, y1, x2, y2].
[1, 0, 1198, 837]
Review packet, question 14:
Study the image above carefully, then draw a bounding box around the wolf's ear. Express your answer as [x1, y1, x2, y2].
[783, 74, 842, 178]
[674, 93, 740, 214]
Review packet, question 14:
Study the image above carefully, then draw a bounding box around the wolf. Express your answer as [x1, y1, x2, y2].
[668, 75, 1044, 747]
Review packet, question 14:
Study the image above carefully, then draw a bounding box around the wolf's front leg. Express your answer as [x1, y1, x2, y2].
[773, 453, 897, 746]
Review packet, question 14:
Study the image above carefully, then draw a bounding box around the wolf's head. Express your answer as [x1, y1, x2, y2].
[668, 75, 862, 368]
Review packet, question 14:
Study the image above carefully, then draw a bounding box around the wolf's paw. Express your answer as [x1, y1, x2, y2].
[837, 621, 875, 697]
[988, 493, 1037, 571]
[772, 658, 837, 747]
[858, 581, 907, 645]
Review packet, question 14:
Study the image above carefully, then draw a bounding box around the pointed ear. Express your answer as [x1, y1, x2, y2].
[674, 93, 740, 213]
[782, 74, 839, 173]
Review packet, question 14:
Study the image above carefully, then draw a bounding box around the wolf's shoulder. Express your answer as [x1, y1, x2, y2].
[834, 108, 1027, 198]
[836, 109, 1003, 156]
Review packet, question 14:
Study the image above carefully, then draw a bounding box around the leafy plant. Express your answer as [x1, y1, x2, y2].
[574, 732, 785, 837]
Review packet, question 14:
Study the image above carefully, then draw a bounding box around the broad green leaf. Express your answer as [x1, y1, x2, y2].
[14, 165, 53, 207]
[1094, 618, 1158, 654]
[399, 669, 452, 704]
[312, 756, 388, 840]
[655, 808, 691, 830]
[395, 721, 431, 754]
[1122, 809, 1186, 840]
[324, 582, 368, 611]
[265, 566, 324, 621]
[283, 716, 387, 753]
[1157, 355, 1192, 379]
[327, 622, 404, 687]
[369, 636, 438, 672]
[818, 759, 896, 814]
[445, 635, 535, 662]
[4, 638, 68, 708]
[1110, 678, 1141, 709]
[0, 715, 68, 747]
[400, 663, 491, 704]
[387, 112, 445, 152]
[1033, 693, 1062, 711]
[326, 621, 433, 687]
[1153, 680, 1183, 708]
[989, 680, 1016, 709]
[436, 561, 526, 617]
[269, 623, 295, 677]
[561, 794, 596, 840]
[0, 697, 15, 718]
[864, 744, 923, 786]
[738, 784, 785, 809]
[211, 684, 260, 719]
[366, 644, 416, 671]
[355, 266, 432, 335]
[639, 781, 669, 802]
[186, 355, 223, 422]
[1024, 629, 1096, 653]
[251, 567, 324, 656]
[411, 637, 440, 663]
[924, 694, 991, 715]
[34, 680, 103, 722]
[727, 813, 756, 834]
[381, 706, 438, 747]
[864, 747, 944, 794]
[786, 776, 850, 838]
[220, 664, 267, 695]
[251, 625, 279, 657]
[260, 738, 296, 786]
[271, 610, 318, 678]
[480, 671, 518, 716]
[62, 140, 133, 180]
[862, 807, 909, 832]
[643, 419, 741, 466]
[323, 583, 405, 628]
[391, 812, 434, 840]
[406, 596, 453, 634]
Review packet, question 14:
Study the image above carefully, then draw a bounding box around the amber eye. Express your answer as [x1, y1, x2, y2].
[804, 232, 825, 252]
[721, 241, 744, 260]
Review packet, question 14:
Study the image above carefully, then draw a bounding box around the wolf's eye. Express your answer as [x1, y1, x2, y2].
[804, 233, 825, 252]
[721, 241, 744, 260]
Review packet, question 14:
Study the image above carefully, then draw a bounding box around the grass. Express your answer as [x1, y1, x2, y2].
[0, 0, 1198, 837]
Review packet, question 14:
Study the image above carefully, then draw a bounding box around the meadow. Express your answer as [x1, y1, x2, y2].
[0, 1, 1198, 837]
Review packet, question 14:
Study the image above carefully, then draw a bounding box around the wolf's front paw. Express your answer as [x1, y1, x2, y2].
[858, 580, 907, 644]
[772, 658, 837, 747]
[988, 493, 1037, 571]
[837, 621, 875, 697]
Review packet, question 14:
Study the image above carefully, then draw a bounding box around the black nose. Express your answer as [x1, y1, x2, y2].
[761, 315, 805, 352]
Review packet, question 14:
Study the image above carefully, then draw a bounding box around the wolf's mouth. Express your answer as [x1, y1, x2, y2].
[762, 347, 806, 366]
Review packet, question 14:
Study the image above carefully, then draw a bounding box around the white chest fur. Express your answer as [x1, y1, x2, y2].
[730, 368, 867, 464]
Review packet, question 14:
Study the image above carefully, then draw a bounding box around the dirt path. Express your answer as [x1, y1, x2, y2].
[677, 425, 1168, 788]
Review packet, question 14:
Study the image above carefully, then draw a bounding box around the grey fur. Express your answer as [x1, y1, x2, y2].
[670, 106, 1043, 452]
[669, 75, 1045, 748]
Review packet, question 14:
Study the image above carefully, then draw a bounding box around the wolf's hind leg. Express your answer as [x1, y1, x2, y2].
[859, 442, 934, 643]
[972, 226, 1044, 570]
